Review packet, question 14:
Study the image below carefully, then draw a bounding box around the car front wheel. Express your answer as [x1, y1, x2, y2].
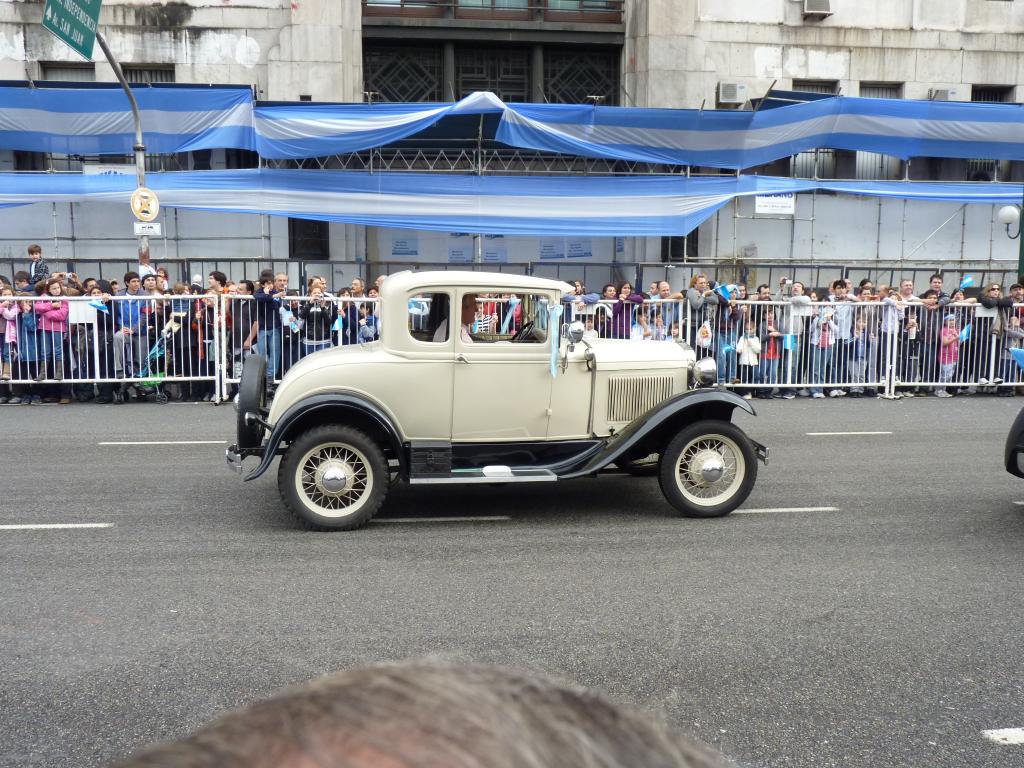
[658, 420, 756, 518]
[278, 425, 388, 531]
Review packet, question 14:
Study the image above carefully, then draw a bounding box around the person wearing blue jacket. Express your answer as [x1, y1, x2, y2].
[254, 273, 287, 387]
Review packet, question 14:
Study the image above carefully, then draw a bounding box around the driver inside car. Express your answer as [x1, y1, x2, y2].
[433, 292, 478, 343]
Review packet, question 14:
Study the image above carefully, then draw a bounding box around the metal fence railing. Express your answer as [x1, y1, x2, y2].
[3, 288, 1023, 404]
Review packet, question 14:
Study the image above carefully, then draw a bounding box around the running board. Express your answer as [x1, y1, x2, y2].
[409, 466, 557, 485]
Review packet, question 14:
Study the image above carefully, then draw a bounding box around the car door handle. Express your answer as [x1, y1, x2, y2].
[456, 353, 469, 363]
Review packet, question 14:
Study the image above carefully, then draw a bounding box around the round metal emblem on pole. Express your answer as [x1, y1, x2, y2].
[130, 187, 160, 222]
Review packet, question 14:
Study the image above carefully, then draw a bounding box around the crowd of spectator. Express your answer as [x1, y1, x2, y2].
[2, 242, 1022, 405]
[562, 272, 1024, 399]
[0, 244, 385, 404]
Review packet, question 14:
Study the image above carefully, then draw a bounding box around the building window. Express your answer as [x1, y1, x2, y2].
[791, 79, 839, 95]
[971, 84, 1014, 103]
[41, 62, 96, 82]
[544, 47, 619, 105]
[968, 86, 1013, 181]
[288, 218, 330, 261]
[856, 83, 903, 180]
[456, 47, 530, 102]
[791, 81, 838, 179]
[122, 66, 176, 84]
[859, 82, 902, 100]
[364, 44, 443, 102]
[363, 1, 447, 18]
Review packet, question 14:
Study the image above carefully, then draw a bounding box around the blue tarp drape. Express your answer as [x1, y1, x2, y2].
[0, 170, 1019, 236]
[0, 85, 254, 155]
[3, 86, 1024, 169]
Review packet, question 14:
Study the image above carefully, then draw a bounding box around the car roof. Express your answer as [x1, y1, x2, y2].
[380, 270, 573, 298]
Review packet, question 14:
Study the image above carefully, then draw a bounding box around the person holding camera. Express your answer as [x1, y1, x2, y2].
[297, 286, 338, 358]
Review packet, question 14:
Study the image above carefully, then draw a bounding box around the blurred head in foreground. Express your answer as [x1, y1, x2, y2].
[112, 659, 725, 768]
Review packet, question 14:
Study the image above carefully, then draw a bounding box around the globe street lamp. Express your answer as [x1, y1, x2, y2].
[998, 204, 1024, 280]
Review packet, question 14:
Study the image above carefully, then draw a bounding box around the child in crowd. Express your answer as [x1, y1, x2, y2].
[15, 296, 40, 404]
[0, 286, 18, 384]
[936, 313, 960, 398]
[849, 315, 876, 397]
[735, 318, 761, 400]
[1001, 314, 1024, 396]
[809, 307, 838, 399]
[34, 278, 69, 389]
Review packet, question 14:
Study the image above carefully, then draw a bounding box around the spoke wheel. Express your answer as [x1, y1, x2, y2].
[279, 426, 387, 531]
[658, 420, 756, 518]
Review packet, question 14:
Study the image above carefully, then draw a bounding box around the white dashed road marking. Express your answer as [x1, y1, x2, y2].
[0, 523, 114, 530]
[806, 431, 893, 436]
[375, 516, 511, 524]
[98, 440, 227, 446]
[735, 507, 840, 514]
[983, 728, 1024, 745]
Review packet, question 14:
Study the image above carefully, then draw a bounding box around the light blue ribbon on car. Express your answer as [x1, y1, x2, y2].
[548, 303, 563, 379]
[500, 296, 522, 334]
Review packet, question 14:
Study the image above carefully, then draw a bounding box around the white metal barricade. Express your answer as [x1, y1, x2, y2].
[4, 287, 1024, 404]
[0, 293, 220, 403]
[218, 294, 382, 401]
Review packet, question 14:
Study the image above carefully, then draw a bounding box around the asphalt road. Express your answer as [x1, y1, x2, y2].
[2, 397, 1023, 768]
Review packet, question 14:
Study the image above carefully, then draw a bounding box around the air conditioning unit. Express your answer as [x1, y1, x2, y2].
[718, 82, 748, 106]
[928, 88, 960, 101]
[803, 0, 832, 19]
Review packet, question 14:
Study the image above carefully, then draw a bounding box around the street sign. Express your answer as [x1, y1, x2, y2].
[130, 187, 159, 222]
[42, 0, 101, 61]
[133, 221, 162, 237]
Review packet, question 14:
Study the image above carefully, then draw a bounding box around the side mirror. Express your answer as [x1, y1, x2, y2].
[567, 321, 585, 344]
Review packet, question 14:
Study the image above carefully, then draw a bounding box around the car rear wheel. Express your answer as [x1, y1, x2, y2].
[658, 420, 756, 518]
[278, 425, 388, 531]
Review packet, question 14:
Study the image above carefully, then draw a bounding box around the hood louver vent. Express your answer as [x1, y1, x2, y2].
[607, 374, 674, 423]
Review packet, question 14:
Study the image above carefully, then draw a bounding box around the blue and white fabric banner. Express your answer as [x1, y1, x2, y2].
[254, 92, 1024, 167]
[254, 91, 505, 159]
[3, 86, 1024, 168]
[0, 85, 255, 155]
[0, 170, 1020, 235]
[0, 169, 741, 236]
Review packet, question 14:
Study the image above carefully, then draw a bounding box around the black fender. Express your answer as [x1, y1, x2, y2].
[556, 388, 760, 479]
[1004, 405, 1024, 477]
[243, 393, 406, 481]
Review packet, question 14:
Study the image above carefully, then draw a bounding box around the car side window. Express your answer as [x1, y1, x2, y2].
[463, 292, 549, 344]
[408, 293, 451, 343]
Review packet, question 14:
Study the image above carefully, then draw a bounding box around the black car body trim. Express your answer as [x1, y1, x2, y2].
[554, 388, 756, 479]
[242, 393, 406, 481]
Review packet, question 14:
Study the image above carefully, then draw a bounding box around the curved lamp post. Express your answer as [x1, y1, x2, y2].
[998, 204, 1024, 280]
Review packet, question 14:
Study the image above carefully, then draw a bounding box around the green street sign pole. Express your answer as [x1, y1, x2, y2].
[94, 32, 151, 259]
[42, 0, 151, 258]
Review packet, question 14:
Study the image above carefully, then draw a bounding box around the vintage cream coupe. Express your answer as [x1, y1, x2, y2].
[227, 271, 768, 530]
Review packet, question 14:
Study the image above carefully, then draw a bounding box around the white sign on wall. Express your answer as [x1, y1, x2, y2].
[754, 193, 796, 215]
[391, 235, 419, 258]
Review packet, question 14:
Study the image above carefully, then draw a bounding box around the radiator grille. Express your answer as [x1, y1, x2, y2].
[607, 374, 674, 423]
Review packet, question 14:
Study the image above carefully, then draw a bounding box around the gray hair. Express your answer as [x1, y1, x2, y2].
[111, 659, 725, 768]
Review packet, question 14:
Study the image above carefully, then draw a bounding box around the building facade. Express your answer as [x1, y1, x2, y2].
[0, 0, 1022, 279]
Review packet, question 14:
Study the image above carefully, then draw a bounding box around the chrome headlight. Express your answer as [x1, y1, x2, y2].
[691, 357, 717, 388]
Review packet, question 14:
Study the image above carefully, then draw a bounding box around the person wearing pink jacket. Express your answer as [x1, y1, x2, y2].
[34, 277, 69, 383]
[0, 285, 19, 386]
